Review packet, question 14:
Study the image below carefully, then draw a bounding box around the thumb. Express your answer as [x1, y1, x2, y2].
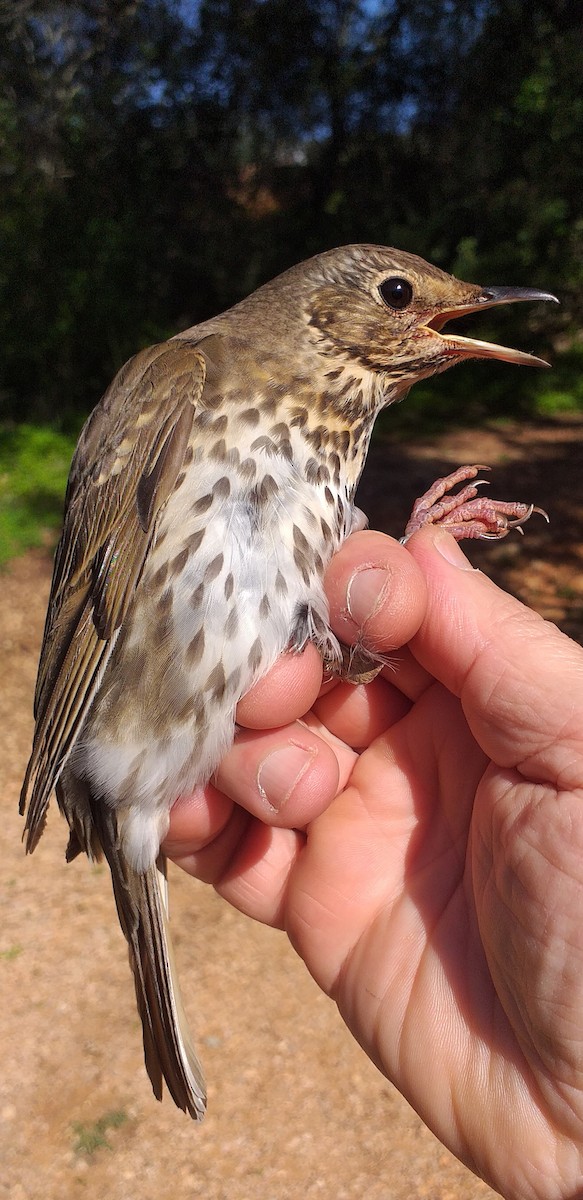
[406, 528, 583, 788]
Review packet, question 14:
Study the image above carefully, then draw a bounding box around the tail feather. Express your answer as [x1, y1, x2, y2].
[137, 857, 206, 1117]
[89, 801, 206, 1119]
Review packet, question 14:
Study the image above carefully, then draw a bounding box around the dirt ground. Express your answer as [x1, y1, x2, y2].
[2, 416, 583, 1200]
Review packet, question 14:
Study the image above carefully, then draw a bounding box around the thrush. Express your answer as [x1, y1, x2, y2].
[20, 244, 557, 1119]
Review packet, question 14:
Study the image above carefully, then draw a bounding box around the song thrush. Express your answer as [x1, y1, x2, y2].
[20, 245, 557, 1118]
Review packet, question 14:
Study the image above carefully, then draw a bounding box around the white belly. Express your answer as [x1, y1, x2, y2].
[72, 454, 347, 870]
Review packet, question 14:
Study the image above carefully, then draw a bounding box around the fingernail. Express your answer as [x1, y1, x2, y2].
[346, 567, 391, 627]
[256, 742, 317, 812]
[433, 530, 476, 570]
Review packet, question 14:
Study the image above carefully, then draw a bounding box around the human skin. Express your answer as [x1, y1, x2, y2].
[164, 527, 583, 1200]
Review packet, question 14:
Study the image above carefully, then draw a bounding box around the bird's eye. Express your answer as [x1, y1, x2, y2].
[379, 277, 413, 310]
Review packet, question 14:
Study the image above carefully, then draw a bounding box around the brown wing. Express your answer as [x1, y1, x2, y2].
[20, 338, 209, 852]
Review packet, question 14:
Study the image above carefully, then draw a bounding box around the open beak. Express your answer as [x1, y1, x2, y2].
[424, 286, 559, 368]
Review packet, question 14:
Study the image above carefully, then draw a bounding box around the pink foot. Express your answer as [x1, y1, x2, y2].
[403, 465, 548, 542]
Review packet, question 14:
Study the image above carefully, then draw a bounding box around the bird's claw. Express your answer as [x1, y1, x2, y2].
[324, 643, 388, 685]
[402, 465, 548, 543]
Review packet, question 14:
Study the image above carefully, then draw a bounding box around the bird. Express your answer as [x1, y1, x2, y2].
[20, 244, 557, 1119]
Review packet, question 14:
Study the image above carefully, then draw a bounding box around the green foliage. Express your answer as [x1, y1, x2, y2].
[533, 344, 583, 416]
[70, 1109, 129, 1157]
[0, 425, 75, 563]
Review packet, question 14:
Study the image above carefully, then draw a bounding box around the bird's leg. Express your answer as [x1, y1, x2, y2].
[336, 464, 549, 685]
[403, 464, 548, 542]
[297, 465, 548, 689]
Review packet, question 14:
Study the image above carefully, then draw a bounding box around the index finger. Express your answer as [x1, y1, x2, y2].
[325, 530, 428, 651]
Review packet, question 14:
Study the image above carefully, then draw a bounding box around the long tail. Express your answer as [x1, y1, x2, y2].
[60, 778, 206, 1119]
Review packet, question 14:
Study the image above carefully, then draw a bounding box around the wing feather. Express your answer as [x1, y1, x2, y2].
[20, 339, 209, 851]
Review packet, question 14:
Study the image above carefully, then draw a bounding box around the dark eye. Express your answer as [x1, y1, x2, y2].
[379, 277, 413, 310]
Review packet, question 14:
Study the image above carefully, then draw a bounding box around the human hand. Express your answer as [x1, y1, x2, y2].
[164, 527, 583, 1200]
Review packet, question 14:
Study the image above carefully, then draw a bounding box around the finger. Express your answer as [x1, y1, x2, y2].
[167, 716, 348, 930]
[171, 803, 304, 928]
[408, 527, 583, 784]
[325, 530, 427, 653]
[236, 642, 323, 728]
[216, 821, 306, 927]
[163, 782, 234, 859]
[324, 530, 433, 698]
[166, 717, 341, 861]
[216, 722, 340, 825]
[167, 793, 248, 879]
[379, 645, 435, 702]
[312, 674, 411, 749]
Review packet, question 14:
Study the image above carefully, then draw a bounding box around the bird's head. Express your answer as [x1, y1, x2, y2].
[292, 244, 558, 401]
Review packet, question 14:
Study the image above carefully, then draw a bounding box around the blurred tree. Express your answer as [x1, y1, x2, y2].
[421, 1, 583, 293]
[0, 0, 579, 425]
[0, 0, 245, 419]
[193, 0, 485, 263]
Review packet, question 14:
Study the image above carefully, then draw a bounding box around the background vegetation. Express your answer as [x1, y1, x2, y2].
[0, 0, 582, 559]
